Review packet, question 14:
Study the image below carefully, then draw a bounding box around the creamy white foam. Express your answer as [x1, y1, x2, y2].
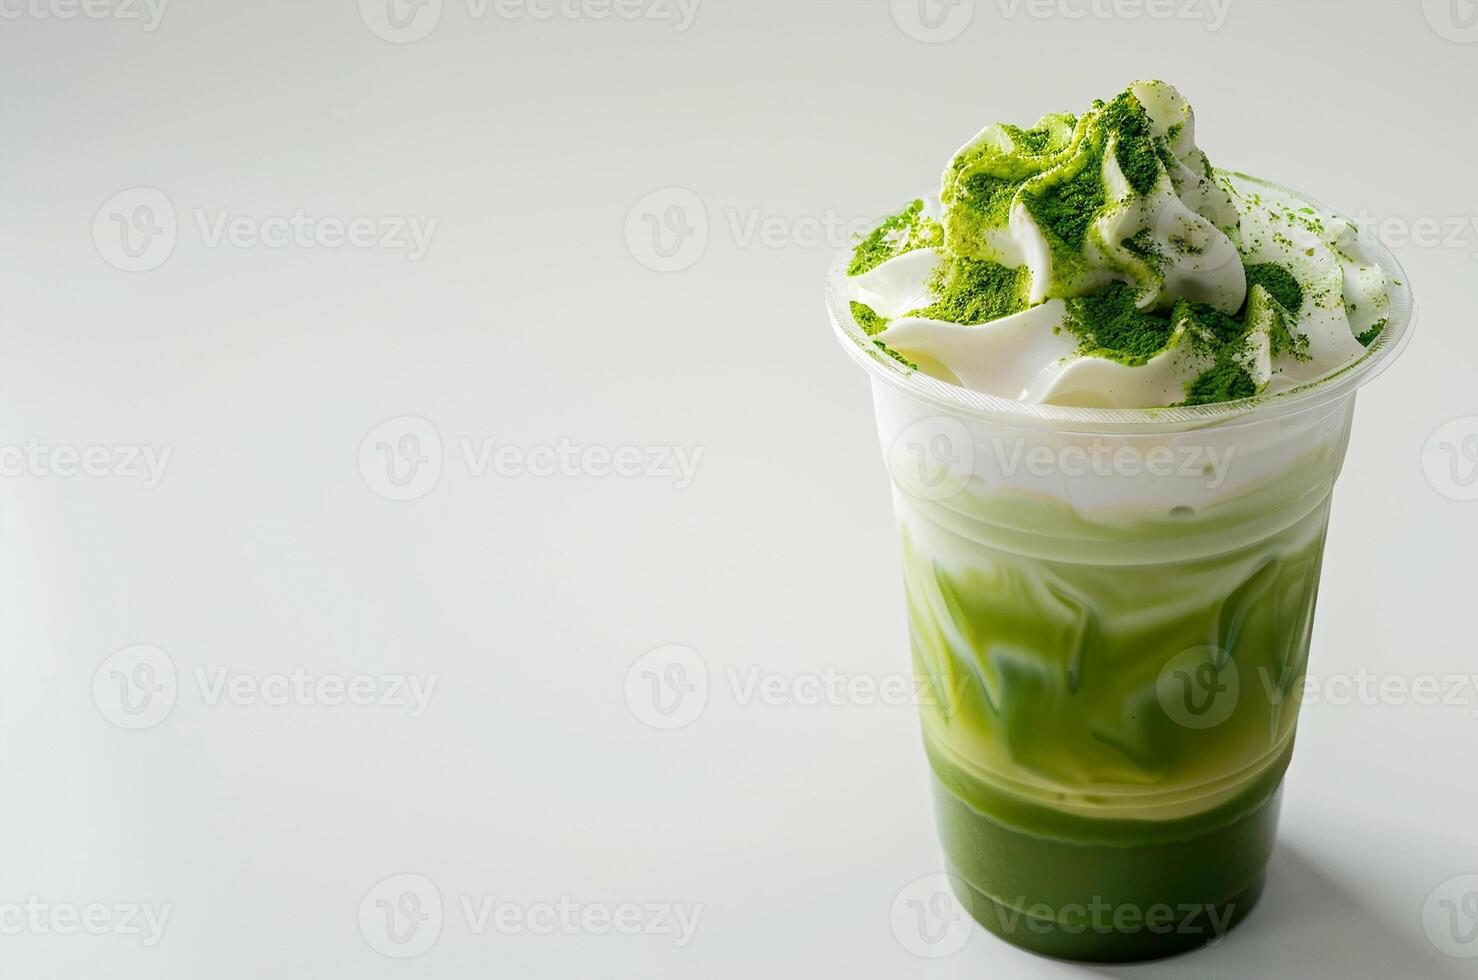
[848, 82, 1393, 410]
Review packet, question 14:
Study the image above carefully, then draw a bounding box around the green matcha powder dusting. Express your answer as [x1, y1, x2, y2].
[1061, 284, 1174, 366]
[1183, 357, 1257, 404]
[1244, 263, 1304, 313]
[844, 83, 1378, 406]
[850, 301, 916, 369]
[849, 197, 1323, 404]
[1015, 93, 1165, 286]
[847, 200, 943, 276]
[906, 257, 1030, 325]
[850, 301, 890, 337]
[1056, 267, 1318, 404]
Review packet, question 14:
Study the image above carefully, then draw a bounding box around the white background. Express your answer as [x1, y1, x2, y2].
[1, 0, 1475, 977]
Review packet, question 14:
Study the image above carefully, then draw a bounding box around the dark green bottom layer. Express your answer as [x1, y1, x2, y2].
[933, 778, 1281, 962]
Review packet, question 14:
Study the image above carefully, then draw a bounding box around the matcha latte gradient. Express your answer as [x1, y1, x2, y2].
[827, 82, 1413, 961]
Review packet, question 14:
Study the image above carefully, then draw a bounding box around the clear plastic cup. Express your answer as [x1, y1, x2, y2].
[827, 177, 1415, 962]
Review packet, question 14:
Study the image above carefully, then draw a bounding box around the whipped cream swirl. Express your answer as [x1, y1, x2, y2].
[846, 81, 1392, 409]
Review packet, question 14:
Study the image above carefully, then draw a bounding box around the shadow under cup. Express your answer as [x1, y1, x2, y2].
[827, 186, 1415, 963]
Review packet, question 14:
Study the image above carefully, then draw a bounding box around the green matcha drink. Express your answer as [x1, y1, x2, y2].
[827, 81, 1414, 962]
